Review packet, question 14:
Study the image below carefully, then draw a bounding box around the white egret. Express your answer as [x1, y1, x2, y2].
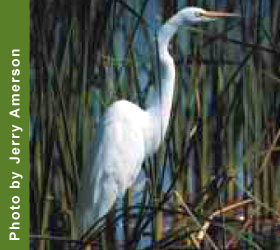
[77, 7, 236, 235]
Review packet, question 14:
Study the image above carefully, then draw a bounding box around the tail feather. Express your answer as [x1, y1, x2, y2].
[77, 170, 118, 235]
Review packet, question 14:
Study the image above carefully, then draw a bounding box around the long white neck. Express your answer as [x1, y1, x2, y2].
[146, 15, 183, 150]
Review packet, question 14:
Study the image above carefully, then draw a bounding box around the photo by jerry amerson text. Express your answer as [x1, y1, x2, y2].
[9, 49, 24, 241]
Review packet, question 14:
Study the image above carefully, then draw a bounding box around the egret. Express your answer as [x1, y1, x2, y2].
[77, 7, 236, 235]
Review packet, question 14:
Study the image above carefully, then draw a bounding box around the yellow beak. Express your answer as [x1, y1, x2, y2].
[202, 10, 239, 18]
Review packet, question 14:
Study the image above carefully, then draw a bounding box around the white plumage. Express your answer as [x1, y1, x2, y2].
[77, 6, 235, 235]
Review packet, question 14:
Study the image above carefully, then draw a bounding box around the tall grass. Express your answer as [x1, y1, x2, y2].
[30, 0, 280, 249]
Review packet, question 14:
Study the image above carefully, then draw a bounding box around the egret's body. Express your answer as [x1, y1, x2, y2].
[79, 100, 153, 232]
[77, 7, 235, 235]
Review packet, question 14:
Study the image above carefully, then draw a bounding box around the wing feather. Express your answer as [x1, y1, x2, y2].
[77, 100, 148, 234]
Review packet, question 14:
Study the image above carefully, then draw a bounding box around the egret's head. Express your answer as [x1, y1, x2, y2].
[177, 7, 238, 24]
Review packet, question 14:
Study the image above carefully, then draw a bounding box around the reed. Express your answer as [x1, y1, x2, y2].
[30, 0, 280, 249]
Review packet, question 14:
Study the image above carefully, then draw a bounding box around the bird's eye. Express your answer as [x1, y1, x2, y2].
[195, 12, 202, 17]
